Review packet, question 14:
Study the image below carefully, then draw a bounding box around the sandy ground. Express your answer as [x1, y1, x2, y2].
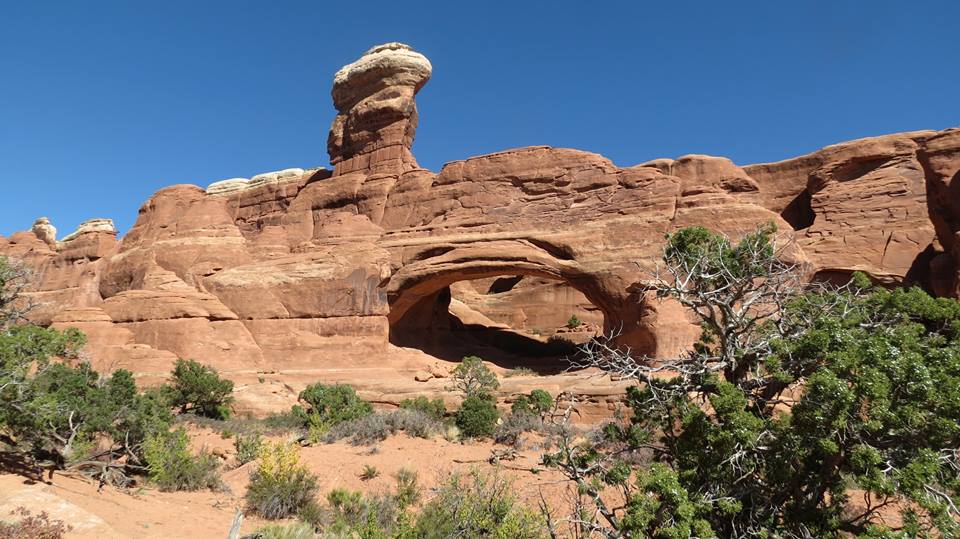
[0, 429, 579, 538]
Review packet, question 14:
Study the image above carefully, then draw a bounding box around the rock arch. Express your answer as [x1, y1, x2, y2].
[383, 238, 651, 353]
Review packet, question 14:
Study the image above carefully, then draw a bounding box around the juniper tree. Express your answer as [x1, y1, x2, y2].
[549, 225, 960, 538]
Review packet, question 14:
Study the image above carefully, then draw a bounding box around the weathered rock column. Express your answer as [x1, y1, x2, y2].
[327, 43, 432, 176]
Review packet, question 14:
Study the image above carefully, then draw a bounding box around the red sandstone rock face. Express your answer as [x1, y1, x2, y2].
[2, 43, 958, 403]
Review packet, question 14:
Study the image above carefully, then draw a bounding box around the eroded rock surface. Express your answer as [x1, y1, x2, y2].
[2, 43, 958, 411]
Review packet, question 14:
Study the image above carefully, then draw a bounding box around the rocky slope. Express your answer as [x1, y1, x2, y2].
[2, 42, 958, 412]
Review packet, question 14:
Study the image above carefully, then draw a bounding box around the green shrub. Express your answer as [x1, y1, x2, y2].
[15, 363, 173, 465]
[449, 356, 499, 398]
[398, 395, 446, 420]
[510, 389, 553, 418]
[511, 394, 532, 416]
[455, 395, 499, 439]
[414, 469, 545, 538]
[0, 256, 174, 485]
[246, 441, 319, 519]
[528, 389, 553, 414]
[566, 314, 581, 329]
[233, 433, 262, 466]
[360, 464, 379, 481]
[295, 501, 324, 530]
[142, 428, 222, 491]
[322, 470, 421, 538]
[393, 467, 421, 509]
[165, 359, 234, 419]
[0, 507, 71, 539]
[324, 489, 408, 538]
[296, 383, 373, 441]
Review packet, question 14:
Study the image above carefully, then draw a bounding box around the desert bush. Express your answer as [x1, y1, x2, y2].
[251, 521, 316, 539]
[296, 383, 373, 441]
[0, 257, 174, 485]
[393, 467, 421, 509]
[1, 329, 171, 476]
[527, 389, 553, 414]
[414, 469, 545, 538]
[510, 389, 553, 418]
[511, 394, 532, 416]
[449, 356, 499, 397]
[323, 488, 410, 538]
[263, 409, 308, 431]
[549, 225, 960, 538]
[321, 469, 421, 537]
[246, 441, 319, 520]
[398, 395, 446, 420]
[360, 464, 379, 481]
[494, 410, 543, 447]
[164, 358, 234, 420]
[323, 409, 443, 446]
[0, 507, 71, 539]
[455, 395, 499, 439]
[566, 314, 581, 329]
[234, 432, 262, 465]
[294, 501, 324, 532]
[142, 427, 222, 491]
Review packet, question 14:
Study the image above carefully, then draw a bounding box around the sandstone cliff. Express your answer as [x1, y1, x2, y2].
[2, 43, 958, 412]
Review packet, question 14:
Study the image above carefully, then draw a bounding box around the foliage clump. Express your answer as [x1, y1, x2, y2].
[233, 432, 263, 466]
[316, 468, 421, 537]
[511, 389, 553, 418]
[449, 356, 499, 398]
[245, 441, 319, 520]
[399, 395, 446, 420]
[164, 358, 234, 420]
[548, 224, 960, 538]
[295, 383, 373, 441]
[455, 395, 499, 439]
[142, 427, 222, 491]
[323, 408, 444, 446]
[0, 257, 174, 485]
[414, 469, 545, 539]
[0, 507, 71, 539]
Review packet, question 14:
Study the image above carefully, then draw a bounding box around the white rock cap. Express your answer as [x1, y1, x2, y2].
[205, 167, 323, 195]
[61, 218, 117, 242]
[332, 42, 432, 109]
[206, 178, 249, 196]
[248, 168, 305, 188]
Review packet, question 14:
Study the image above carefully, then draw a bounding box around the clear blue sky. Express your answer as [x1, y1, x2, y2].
[1, 1, 957, 237]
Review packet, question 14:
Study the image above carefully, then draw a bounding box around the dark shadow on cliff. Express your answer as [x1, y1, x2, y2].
[391, 323, 583, 375]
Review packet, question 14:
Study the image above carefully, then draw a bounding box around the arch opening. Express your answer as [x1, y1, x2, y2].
[389, 272, 603, 374]
[383, 240, 659, 371]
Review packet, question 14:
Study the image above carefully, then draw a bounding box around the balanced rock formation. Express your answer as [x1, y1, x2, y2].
[328, 42, 431, 175]
[31, 217, 57, 248]
[2, 43, 958, 412]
